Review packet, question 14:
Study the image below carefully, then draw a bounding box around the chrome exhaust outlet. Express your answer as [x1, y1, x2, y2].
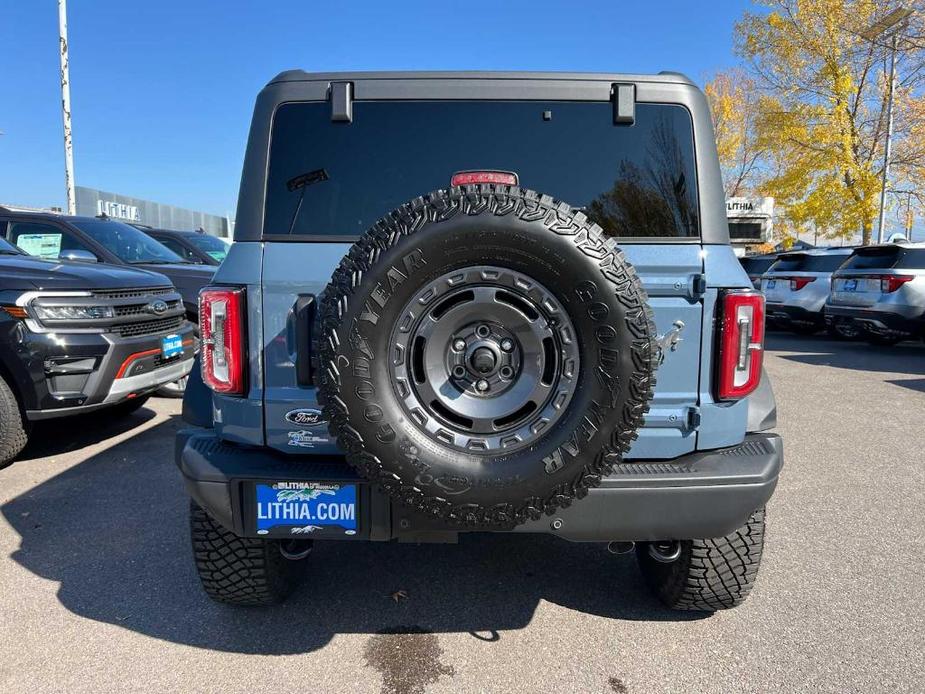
[607, 541, 635, 555]
[648, 540, 682, 563]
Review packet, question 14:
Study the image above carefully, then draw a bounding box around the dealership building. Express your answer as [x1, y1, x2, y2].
[74, 186, 232, 238]
[726, 196, 773, 253]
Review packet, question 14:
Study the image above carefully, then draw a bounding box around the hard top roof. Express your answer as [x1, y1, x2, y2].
[267, 69, 696, 87]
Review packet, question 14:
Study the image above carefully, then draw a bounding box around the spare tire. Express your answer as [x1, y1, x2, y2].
[318, 185, 657, 528]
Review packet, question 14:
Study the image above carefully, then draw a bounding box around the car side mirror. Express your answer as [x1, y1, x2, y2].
[60, 249, 99, 263]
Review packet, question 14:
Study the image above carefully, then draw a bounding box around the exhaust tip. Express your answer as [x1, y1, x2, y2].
[607, 541, 635, 555]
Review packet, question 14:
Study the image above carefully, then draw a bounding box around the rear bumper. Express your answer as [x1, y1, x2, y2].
[766, 302, 823, 326]
[176, 430, 783, 543]
[825, 305, 925, 336]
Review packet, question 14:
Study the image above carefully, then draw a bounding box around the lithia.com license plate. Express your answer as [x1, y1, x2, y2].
[254, 482, 358, 537]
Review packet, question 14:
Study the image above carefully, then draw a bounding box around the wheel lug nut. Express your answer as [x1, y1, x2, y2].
[453, 339, 466, 351]
[475, 379, 490, 392]
[500, 338, 514, 352]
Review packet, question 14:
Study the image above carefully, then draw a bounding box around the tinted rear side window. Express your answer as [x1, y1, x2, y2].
[265, 101, 700, 239]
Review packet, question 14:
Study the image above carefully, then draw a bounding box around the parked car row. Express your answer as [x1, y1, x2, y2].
[0, 207, 222, 469]
[741, 242, 925, 345]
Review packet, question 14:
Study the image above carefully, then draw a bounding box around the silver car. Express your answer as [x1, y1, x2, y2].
[739, 254, 778, 290]
[826, 242, 925, 345]
[761, 248, 855, 335]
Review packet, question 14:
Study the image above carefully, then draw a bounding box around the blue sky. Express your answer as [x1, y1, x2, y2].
[0, 1, 751, 216]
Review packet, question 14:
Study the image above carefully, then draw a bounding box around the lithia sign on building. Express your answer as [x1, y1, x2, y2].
[726, 197, 774, 216]
[96, 199, 141, 222]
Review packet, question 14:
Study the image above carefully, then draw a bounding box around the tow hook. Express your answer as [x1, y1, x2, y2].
[607, 541, 635, 555]
[648, 540, 682, 563]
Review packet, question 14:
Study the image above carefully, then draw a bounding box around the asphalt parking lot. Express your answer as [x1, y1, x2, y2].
[1, 334, 923, 694]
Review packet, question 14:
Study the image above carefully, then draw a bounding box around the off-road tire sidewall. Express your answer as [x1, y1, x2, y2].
[319, 187, 657, 527]
[637, 508, 767, 611]
[0, 376, 29, 470]
[189, 501, 310, 606]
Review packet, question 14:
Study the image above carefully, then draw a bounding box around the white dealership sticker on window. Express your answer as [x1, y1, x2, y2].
[17, 234, 62, 259]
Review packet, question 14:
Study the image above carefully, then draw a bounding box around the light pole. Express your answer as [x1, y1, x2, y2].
[58, 0, 76, 215]
[863, 7, 913, 244]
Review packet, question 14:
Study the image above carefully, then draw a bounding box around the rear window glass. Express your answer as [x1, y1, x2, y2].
[898, 248, 925, 268]
[770, 253, 850, 273]
[264, 101, 700, 239]
[843, 247, 925, 270]
[739, 256, 776, 274]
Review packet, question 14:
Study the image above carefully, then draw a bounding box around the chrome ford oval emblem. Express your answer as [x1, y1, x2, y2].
[285, 408, 325, 427]
[147, 300, 168, 315]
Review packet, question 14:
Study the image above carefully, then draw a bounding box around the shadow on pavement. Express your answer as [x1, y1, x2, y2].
[2, 417, 702, 656]
[767, 332, 925, 376]
[16, 406, 158, 462]
[885, 378, 925, 394]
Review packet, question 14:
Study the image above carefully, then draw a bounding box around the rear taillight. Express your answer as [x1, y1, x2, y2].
[716, 291, 765, 401]
[880, 275, 913, 293]
[789, 277, 815, 291]
[450, 170, 519, 186]
[199, 287, 246, 395]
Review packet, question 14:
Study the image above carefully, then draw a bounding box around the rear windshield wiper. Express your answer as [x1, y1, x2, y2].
[286, 168, 329, 235]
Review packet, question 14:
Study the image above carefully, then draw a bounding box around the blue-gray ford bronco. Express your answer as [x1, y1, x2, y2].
[177, 71, 782, 611]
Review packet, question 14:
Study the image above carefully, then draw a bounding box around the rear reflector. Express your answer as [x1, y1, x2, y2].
[716, 291, 765, 401]
[199, 287, 246, 395]
[450, 170, 519, 187]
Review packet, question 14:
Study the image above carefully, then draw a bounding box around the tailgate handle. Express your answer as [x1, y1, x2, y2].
[295, 294, 316, 386]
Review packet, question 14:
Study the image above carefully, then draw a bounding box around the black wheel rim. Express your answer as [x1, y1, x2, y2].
[389, 266, 579, 453]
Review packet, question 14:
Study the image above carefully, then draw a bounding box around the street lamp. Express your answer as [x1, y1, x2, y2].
[862, 6, 914, 245]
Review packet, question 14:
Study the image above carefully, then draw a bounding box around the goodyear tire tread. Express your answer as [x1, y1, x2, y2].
[189, 501, 310, 605]
[636, 508, 766, 611]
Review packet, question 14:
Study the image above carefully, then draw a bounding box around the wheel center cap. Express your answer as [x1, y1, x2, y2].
[470, 347, 497, 374]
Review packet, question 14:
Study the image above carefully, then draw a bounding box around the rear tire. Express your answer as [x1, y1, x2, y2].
[0, 376, 29, 470]
[636, 508, 766, 611]
[189, 501, 311, 605]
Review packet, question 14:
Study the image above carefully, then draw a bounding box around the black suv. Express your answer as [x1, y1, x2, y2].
[0, 210, 215, 322]
[133, 226, 229, 266]
[0, 237, 196, 468]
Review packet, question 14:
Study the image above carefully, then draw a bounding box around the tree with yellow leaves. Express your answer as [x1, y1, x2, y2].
[705, 69, 767, 197]
[731, 0, 925, 243]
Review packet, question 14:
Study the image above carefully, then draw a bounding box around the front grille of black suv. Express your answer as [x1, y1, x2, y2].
[114, 299, 182, 317]
[92, 287, 175, 301]
[116, 315, 185, 338]
[27, 287, 187, 335]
